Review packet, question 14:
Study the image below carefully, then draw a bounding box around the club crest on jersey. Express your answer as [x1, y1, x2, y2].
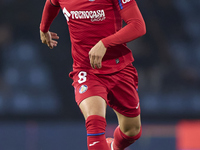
[79, 85, 88, 94]
[62, 7, 105, 22]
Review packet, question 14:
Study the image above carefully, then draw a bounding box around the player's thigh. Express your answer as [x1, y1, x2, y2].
[114, 110, 141, 136]
[107, 64, 140, 117]
[79, 96, 107, 120]
[70, 70, 108, 120]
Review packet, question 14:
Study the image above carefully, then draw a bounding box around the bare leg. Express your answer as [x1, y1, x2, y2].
[79, 96, 107, 120]
[112, 110, 142, 150]
[79, 96, 109, 150]
[114, 110, 141, 136]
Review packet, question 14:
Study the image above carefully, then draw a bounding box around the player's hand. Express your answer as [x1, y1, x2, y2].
[40, 30, 59, 49]
[89, 40, 107, 69]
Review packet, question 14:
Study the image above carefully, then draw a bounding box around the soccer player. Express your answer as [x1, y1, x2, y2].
[40, 0, 146, 149]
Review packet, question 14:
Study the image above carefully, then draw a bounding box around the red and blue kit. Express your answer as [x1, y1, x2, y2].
[40, 0, 146, 117]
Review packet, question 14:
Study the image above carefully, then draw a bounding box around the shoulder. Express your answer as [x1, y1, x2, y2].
[112, 0, 136, 10]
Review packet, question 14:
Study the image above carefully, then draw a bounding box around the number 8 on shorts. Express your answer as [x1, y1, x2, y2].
[78, 71, 87, 84]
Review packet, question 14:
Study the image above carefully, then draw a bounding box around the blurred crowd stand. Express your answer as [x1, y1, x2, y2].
[0, 0, 199, 120]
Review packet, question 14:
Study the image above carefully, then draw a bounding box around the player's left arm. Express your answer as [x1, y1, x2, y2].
[89, 40, 107, 69]
[89, 0, 146, 69]
[101, 0, 146, 48]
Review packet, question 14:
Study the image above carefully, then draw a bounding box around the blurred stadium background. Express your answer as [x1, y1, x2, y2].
[0, 0, 200, 150]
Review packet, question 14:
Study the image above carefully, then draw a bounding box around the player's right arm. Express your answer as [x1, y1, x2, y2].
[40, 0, 60, 49]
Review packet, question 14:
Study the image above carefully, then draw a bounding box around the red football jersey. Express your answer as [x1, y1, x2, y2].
[40, 0, 146, 74]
